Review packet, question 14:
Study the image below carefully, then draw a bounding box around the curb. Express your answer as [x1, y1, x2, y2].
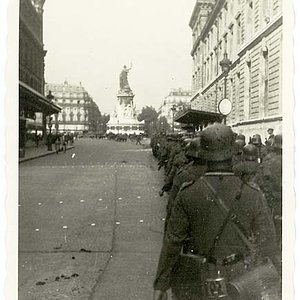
[19, 146, 75, 163]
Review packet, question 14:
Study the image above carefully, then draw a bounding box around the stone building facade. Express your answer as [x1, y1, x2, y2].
[19, 0, 60, 156]
[189, 0, 282, 140]
[158, 88, 192, 126]
[45, 81, 101, 134]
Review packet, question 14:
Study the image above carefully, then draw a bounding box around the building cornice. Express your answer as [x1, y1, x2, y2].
[191, 35, 201, 56]
[189, 1, 201, 29]
[190, 0, 224, 56]
[189, 0, 216, 28]
[200, 0, 224, 40]
[230, 116, 282, 127]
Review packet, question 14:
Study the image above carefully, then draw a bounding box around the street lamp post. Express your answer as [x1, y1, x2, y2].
[219, 52, 232, 124]
[47, 117, 53, 151]
[171, 104, 177, 133]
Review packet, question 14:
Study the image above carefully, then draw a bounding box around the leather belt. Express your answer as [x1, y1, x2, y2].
[181, 249, 244, 266]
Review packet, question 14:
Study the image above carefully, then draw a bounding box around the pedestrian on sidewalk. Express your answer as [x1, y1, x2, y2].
[55, 137, 60, 154]
[136, 134, 142, 145]
[35, 133, 40, 148]
[62, 134, 67, 153]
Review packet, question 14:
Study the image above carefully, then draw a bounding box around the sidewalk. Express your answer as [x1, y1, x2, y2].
[19, 144, 75, 163]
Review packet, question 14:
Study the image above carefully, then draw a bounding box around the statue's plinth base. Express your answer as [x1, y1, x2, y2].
[107, 117, 144, 135]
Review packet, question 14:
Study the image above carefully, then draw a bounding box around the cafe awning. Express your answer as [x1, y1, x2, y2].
[175, 109, 223, 125]
[19, 81, 61, 115]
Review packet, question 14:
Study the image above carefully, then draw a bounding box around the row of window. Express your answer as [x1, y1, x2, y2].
[193, 48, 279, 121]
[47, 92, 85, 98]
[192, 0, 281, 90]
[53, 98, 87, 104]
[61, 107, 85, 113]
[56, 114, 85, 122]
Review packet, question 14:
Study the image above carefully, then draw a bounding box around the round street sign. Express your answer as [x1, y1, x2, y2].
[218, 98, 232, 116]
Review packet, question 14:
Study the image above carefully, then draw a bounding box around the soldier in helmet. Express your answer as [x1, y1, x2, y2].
[233, 144, 259, 184]
[164, 137, 207, 232]
[252, 134, 267, 163]
[159, 145, 189, 196]
[159, 138, 190, 196]
[151, 133, 159, 157]
[232, 134, 246, 165]
[153, 124, 279, 300]
[157, 134, 168, 170]
[165, 137, 183, 175]
[254, 134, 282, 250]
[267, 128, 275, 140]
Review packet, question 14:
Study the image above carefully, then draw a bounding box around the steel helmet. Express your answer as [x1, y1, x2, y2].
[271, 134, 282, 150]
[235, 139, 246, 151]
[236, 134, 246, 143]
[252, 134, 262, 145]
[243, 144, 258, 161]
[199, 124, 235, 161]
[185, 137, 202, 158]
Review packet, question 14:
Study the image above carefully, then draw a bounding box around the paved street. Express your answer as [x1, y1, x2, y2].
[19, 139, 166, 299]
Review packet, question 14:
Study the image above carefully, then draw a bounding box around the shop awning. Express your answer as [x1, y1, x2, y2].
[175, 109, 223, 125]
[19, 81, 61, 115]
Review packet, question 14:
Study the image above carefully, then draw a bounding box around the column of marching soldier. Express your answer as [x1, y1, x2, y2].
[150, 124, 282, 300]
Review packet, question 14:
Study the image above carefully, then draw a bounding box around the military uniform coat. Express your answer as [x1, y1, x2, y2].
[154, 172, 278, 299]
[167, 162, 207, 220]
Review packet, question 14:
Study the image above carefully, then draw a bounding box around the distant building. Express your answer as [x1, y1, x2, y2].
[158, 88, 192, 127]
[19, 0, 60, 156]
[187, 0, 282, 139]
[45, 81, 101, 134]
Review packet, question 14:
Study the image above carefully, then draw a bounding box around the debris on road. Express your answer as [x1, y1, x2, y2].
[79, 248, 92, 253]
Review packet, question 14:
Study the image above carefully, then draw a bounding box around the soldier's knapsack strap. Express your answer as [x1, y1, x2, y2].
[201, 177, 255, 256]
[203, 179, 244, 260]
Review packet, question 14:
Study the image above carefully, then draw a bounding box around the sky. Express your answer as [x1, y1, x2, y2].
[43, 0, 196, 114]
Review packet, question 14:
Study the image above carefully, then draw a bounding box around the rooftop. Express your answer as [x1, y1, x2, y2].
[45, 81, 86, 93]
